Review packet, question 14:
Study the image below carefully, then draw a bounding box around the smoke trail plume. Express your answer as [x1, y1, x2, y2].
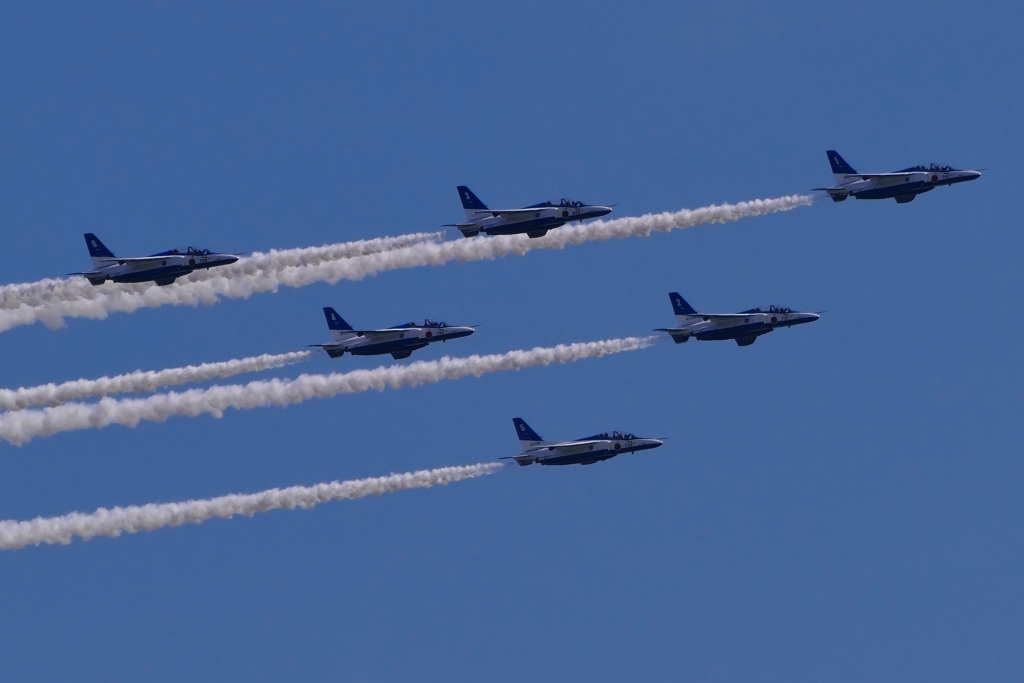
[0, 351, 313, 411]
[0, 463, 502, 550]
[0, 196, 811, 333]
[0, 231, 442, 332]
[0, 337, 655, 445]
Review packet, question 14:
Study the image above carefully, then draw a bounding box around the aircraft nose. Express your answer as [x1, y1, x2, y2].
[966, 171, 982, 181]
[224, 255, 239, 265]
[594, 206, 613, 217]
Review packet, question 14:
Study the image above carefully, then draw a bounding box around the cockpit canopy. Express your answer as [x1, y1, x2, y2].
[742, 305, 793, 314]
[527, 199, 588, 208]
[579, 431, 637, 441]
[900, 163, 957, 172]
[396, 319, 448, 329]
[186, 247, 213, 255]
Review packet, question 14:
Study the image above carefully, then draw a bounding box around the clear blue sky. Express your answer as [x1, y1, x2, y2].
[1, 2, 1022, 681]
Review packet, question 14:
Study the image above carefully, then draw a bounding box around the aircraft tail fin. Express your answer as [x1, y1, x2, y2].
[826, 150, 857, 181]
[513, 417, 546, 446]
[457, 186, 489, 219]
[323, 307, 357, 342]
[84, 233, 115, 267]
[668, 292, 698, 325]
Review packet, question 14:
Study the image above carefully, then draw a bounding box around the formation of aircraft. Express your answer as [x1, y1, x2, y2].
[308, 307, 475, 360]
[57, 151, 983, 471]
[655, 292, 820, 347]
[814, 150, 982, 204]
[502, 418, 664, 467]
[72, 233, 239, 286]
[444, 186, 613, 239]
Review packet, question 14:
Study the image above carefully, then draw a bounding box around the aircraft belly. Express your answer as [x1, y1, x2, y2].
[349, 339, 429, 356]
[111, 265, 194, 284]
[540, 450, 616, 466]
[853, 182, 933, 200]
[482, 216, 565, 236]
[696, 323, 772, 341]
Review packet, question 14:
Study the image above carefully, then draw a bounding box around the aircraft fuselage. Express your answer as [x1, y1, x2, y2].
[470, 204, 613, 238]
[833, 169, 981, 202]
[321, 325, 475, 360]
[528, 438, 663, 466]
[82, 249, 238, 287]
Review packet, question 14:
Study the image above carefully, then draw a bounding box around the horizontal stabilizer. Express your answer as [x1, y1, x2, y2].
[655, 328, 691, 344]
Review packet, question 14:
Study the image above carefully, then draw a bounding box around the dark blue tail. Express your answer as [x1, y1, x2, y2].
[457, 186, 488, 210]
[668, 292, 697, 316]
[826, 150, 857, 175]
[512, 418, 543, 442]
[323, 307, 354, 331]
[84, 233, 114, 258]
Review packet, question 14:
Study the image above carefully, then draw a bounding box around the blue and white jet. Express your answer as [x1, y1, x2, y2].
[445, 186, 613, 239]
[309, 307, 476, 360]
[655, 293, 820, 347]
[814, 150, 982, 204]
[73, 233, 240, 286]
[503, 418, 664, 467]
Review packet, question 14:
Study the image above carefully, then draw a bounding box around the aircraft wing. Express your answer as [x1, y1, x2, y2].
[110, 256, 182, 266]
[346, 328, 417, 338]
[665, 313, 752, 320]
[483, 208, 540, 216]
[541, 439, 608, 450]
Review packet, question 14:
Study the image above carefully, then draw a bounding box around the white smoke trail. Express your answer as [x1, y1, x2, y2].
[0, 231, 442, 331]
[0, 195, 811, 333]
[0, 462, 503, 550]
[0, 350, 314, 411]
[0, 337, 655, 445]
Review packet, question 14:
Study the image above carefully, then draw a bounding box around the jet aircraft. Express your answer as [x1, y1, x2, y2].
[73, 233, 240, 286]
[814, 150, 982, 204]
[309, 307, 475, 360]
[655, 292, 819, 347]
[445, 186, 613, 239]
[503, 418, 664, 467]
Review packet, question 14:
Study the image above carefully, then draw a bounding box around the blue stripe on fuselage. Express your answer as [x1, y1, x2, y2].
[538, 442, 660, 466]
[110, 265, 194, 283]
[348, 339, 431, 356]
[695, 322, 774, 341]
[852, 181, 933, 200]
[482, 216, 565, 236]
[774, 316, 817, 328]
[479, 209, 608, 236]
